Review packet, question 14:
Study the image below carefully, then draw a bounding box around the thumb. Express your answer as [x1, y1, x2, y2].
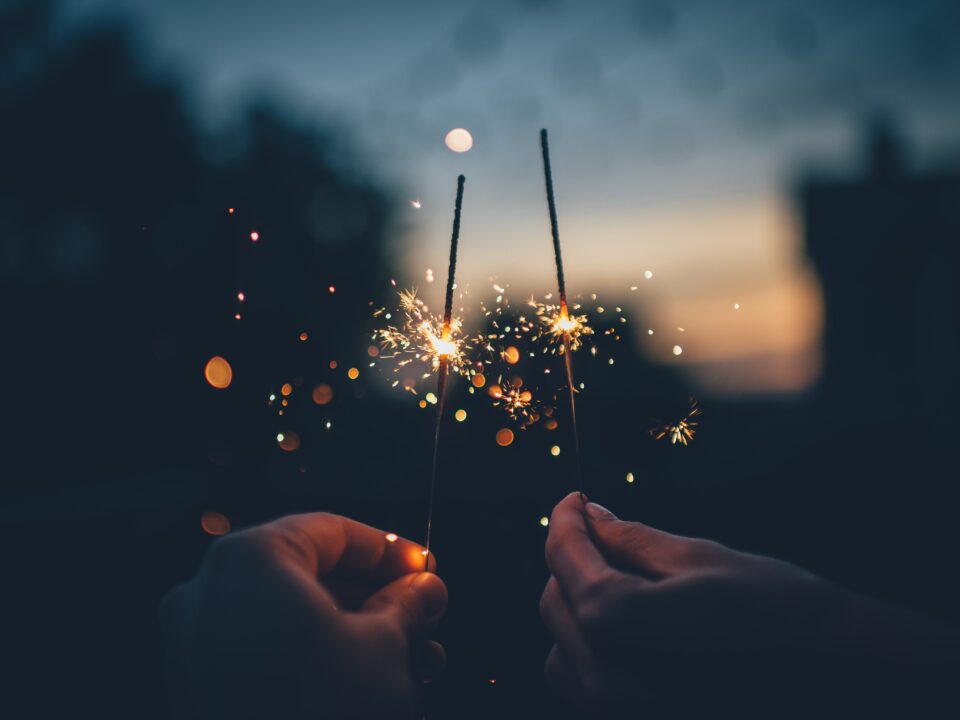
[585, 502, 691, 578]
[362, 572, 448, 634]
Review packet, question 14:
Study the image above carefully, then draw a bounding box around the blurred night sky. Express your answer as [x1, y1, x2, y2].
[58, 0, 960, 394]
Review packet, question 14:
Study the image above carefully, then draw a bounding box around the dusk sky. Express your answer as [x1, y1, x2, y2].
[60, 0, 960, 393]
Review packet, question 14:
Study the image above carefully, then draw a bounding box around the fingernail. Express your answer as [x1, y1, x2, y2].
[585, 502, 616, 521]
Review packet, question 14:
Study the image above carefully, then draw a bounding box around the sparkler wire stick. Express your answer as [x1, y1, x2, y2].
[424, 174, 465, 568]
[540, 128, 584, 497]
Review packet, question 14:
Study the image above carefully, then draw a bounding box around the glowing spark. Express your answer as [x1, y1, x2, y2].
[410, 199, 422, 209]
[249, 231, 259, 242]
[539, 516, 549, 527]
[491, 380, 534, 420]
[529, 299, 593, 354]
[237, 291, 245, 302]
[550, 445, 561, 456]
[644, 270, 653, 279]
[626, 472, 635, 483]
[651, 399, 702, 446]
[376, 289, 470, 376]
[672, 345, 683, 356]
[385, 533, 398, 543]
[734, 303, 741, 310]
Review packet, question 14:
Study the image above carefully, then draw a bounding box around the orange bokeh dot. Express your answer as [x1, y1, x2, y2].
[299, 332, 309, 341]
[329, 360, 338, 369]
[201, 511, 231, 535]
[472, 373, 486, 388]
[487, 384, 502, 399]
[367, 345, 379, 357]
[278, 432, 301, 451]
[503, 346, 520, 364]
[495, 428, 514, 447]
[544, 418, 558, 431]
[204, 356, 233, 389]
[312, 383, 334, 405]
[347, 367, 360, 380]
[249, 231, 259, 242]
[281, 383, 293, 396]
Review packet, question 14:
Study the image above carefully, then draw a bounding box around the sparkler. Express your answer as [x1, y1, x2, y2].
[540, 128, 585, 496]
[423, 174, 466, 569]
[376, 288, 469, 379]
[651, 398, 702, 446]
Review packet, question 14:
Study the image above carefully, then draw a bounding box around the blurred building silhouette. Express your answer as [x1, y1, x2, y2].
[800, 118, 960, 429]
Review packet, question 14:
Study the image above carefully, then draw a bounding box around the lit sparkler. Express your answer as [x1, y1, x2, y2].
[376, 288, 470, 377]
[528, 297, 593, 354]
[423, 174, 466, 570]
[651, 398, 702, 446]
[540, 128, 585, 495]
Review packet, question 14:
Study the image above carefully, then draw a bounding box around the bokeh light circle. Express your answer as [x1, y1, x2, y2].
[204, 356, 233, 389]
[444, 128, 473, 153]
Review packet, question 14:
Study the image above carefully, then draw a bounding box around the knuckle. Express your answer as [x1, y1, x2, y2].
[543, 531, 562, 567]
[538, 579, 558, 620]
[576, 570, 618, 635]
[203, 528, 271, 573]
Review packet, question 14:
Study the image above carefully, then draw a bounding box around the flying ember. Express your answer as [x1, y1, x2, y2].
[651, 399, 702, 446]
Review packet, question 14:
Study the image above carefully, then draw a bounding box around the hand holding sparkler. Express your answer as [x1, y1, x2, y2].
[541, 493, 960, 714]
[160, 513, 447, 719]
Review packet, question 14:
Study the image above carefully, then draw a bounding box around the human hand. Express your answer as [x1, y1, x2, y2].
[540, 492, 854, 711]
[160, 513, 447, 719]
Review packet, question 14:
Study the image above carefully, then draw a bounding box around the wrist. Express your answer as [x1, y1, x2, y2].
[825, 583, 960, 667]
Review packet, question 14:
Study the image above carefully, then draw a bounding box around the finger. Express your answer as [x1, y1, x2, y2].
[544, 644, 585, 704]
[361, 572, 448, 635]
[267, 513, 435, 580]
[545, 492, 610, 607]
[419, 640, 446, 683]
[539, 576, 594, 672]
[585, 502, 695, 577]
